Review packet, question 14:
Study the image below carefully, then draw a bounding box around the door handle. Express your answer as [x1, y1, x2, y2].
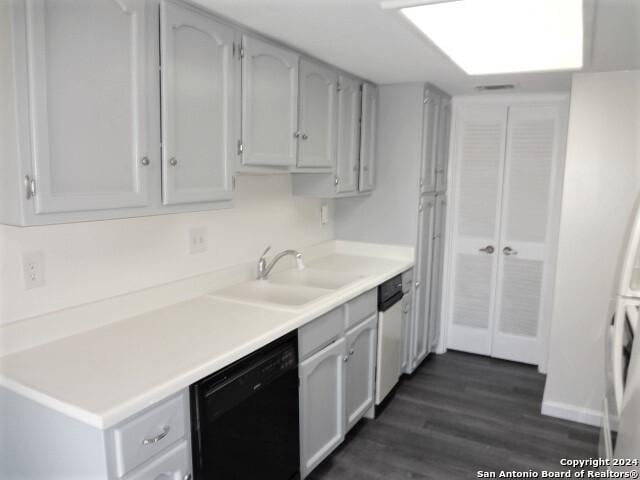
[503, 246, 518, 256]
[479, 245, 494, 254]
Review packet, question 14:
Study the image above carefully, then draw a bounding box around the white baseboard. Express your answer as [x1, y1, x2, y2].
[541, 400, 603, 427]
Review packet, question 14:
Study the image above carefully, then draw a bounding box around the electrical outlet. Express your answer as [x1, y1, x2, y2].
[189, 227, 208, 254]
[321, 204, 330, 225]
[22, 251, 45, 289]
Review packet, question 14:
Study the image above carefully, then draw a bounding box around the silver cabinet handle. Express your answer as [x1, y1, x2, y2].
[302, 133, 308, 140]
[183, 474, 192, 480]
[343, 355, 349, 362]
[334, 176, 340, 186]
[349, 349, 355, 356]
[503, 246, 518, 256]
[418, 202, 423, 212]
[294, 131, 301, 138]
[142, 426, 170, 446]
[140, 156, 150, 166]
[169, 157, 178, 167]
[415, 281, 420, 288]
[479, 245, 495, 254]
[420, 178, 424, 187]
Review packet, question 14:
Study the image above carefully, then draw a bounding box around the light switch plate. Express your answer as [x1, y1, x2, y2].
[22, 251, 45, 289]
[189, 227, 207, 254]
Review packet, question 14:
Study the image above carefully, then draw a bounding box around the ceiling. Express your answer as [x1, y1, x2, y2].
[192, 0, 640, 95]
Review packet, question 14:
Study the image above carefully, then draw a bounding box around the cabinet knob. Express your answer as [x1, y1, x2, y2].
[503, 246, 518, 256]
[349, 349, 355, 356]
[183, 474, 192, 480]
[169, 157, 178, 167]
[415, 281, 420, 288]
[140, 156, 150, 167]
[294, 131, 301, 138]
[343, 355, 349, 362]
[302, 133, 308, 140]
[334, 176, 340, 186]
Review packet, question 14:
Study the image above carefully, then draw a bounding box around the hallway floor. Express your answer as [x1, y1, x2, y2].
[310, 351, 600, 480]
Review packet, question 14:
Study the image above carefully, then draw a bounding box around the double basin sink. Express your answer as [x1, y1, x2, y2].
[212, 268, 365, 311]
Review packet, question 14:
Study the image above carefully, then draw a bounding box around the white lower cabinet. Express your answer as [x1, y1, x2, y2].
[299, 337, 347, 478]
[298, 289, 378, 478]
[345, 315, 377, 431]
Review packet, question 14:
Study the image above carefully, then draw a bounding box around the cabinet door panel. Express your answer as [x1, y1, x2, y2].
[160, 1, 234, 205]
[435, 99, 451, 192]
[345, 315, 377, 431]
[241, 35, 298, 167]
[420, 89, 439, 194]
[335, 76, 361, 193]
[412, 194, 436, 369]
[428, 194, 447, 352]
[401, 290, 412, 373]
[299, 338, 346, 478]
[447, 105, 507, 355]
[25, 0, 153, 213]
[358, 83, 377, 192]
[298, 59, 337, 168]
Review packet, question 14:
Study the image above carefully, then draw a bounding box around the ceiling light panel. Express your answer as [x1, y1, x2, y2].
[401, 0, 583, 75]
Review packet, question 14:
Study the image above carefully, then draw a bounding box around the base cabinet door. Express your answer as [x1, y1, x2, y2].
[160, 0, 235, 205]
[299, 338, 346, 478]
[401, 290, 413, 373]
[345, 315, 377, 431]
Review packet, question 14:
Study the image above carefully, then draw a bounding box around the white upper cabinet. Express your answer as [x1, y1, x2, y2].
[358, 82, 377, 192]
[335, 75, 362, 194]
[297, 59, 338, 169]
[241, 35, 299, 167]
[160, 1, 235, 205]
[22, 0, 155, 214]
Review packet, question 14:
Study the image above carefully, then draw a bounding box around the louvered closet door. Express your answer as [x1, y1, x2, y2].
[491, 105, 563, 364]
[447, 106, 508, 355]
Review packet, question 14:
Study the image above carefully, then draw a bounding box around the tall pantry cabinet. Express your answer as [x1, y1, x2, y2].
[333, 83, 452, 374]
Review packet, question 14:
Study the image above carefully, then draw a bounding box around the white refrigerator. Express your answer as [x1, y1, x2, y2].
[600, 198, 640, 467]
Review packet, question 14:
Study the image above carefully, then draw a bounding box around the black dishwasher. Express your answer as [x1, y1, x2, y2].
[190, 331, 300, 480]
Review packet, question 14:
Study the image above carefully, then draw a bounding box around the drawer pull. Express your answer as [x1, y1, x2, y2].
[141, 426, 170, 446]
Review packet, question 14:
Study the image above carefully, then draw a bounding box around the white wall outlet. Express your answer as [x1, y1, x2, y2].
[22, 251, 45, 289]
[320, 203, 330, 225]
[189, 227, 208, 254]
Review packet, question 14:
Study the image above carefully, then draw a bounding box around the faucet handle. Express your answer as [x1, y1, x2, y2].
[260, 246, 271, 258]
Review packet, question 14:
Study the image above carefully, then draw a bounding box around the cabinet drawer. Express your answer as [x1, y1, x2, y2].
[345, 289, 377, 330]
[299, 307, 344, 360]
[123, 440, 190, 480]
[111, 392, 188, 478]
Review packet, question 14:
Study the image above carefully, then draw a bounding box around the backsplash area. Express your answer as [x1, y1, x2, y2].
[0, 175, 333, 328]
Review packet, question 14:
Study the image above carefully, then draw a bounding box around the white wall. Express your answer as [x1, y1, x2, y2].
[334, 84, 423, 246]
[0, 175, 333, 326]
[543, 71, 640, 425]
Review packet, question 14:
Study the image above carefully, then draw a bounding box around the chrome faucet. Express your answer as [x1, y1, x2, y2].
[257, 246, 305, 280]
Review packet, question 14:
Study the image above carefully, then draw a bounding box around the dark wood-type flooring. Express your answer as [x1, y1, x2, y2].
[310, 351, 599, 480]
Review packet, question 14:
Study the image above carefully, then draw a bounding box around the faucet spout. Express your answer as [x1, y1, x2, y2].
[257, 248, 304, 280]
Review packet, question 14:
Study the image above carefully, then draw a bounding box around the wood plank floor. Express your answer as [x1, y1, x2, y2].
[309, 351, 600, 480]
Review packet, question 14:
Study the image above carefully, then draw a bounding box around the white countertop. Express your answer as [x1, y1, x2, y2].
[0, 252, 413, 429]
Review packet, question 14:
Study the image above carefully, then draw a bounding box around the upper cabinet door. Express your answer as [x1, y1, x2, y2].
[241, 35, 298, 167]
[435, 98, 451, 192]
[335, 76, 362, 193]
[297, 59, 337, 168]
[160, 1, 234, 205]
[358, 83, 377, 192]
[24, 0, 154, 214]
[420, 89, 439, 194]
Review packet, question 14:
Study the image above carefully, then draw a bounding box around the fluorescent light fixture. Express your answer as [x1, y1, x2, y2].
[401, 0, 583, 75]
